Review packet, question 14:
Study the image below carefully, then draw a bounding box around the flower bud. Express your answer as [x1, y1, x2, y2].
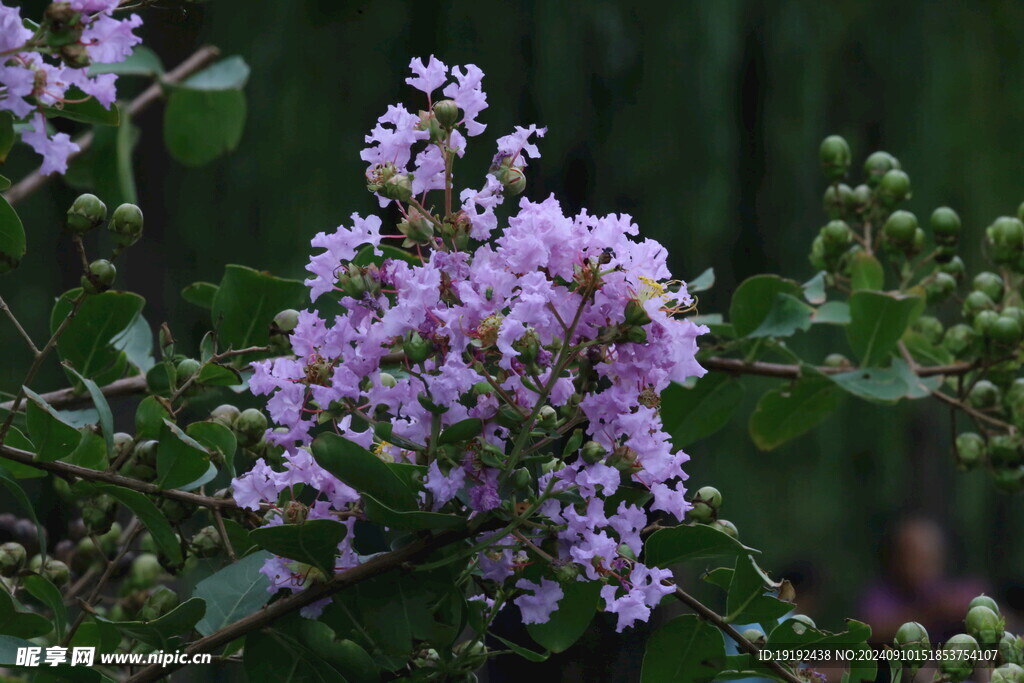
[970, 594, 1001, 614]
[511, 468, 532, 491]
[273, 309, 300, 334]
[823, 353, 851, 368]
[624, 299, 652, 327]
[607, 445, 638, 472]
[134, 439, 158, 467]
[940, 255, 966, 280]
[963, 290, 995, 318]
[208, 405, 240, 430]
[580, 440, 607, 465]
[944, 324, 978, 358]
[537, 405, 558, 429]
[967, 380, 1001, 410]
[973, 271, 1004, 302]
[66, 193, 107, 234]
[501, 167, 526, 196]
[190, 526, 222, 558]
[553, 562, 581, 583]
[398, 210, 434, 245]
[877, 169, 911, 207]
[863, 151, 900, 188]
[821, 220, 852, 252]
[822, 184, 853, 220]
[381, 173, 413, 202]
[925, 272, 957, 305]
[940, 634, 980, 683]
[973, 310, 1000, 337]
[82, 494, 117, 535]
[992, 466, 1024, 493]
[432, 99, 459, 128]
[989, 217, 1024, 250]
[109, 203, 144, 247]
[913, 316, 944, 345]
[512, 329, 541, 365]
[157, 497, 192, 525]
[819, 135, 851, 181]
[235, 408, 268, 440]
[930, 206, 962, 244]
[337, 263, 382, 300]
[40, 559, 70, 587]
[989, 434, 1023, 468]
[992, 664, 1024, 683]
[712, 519, 738, 538]
[894, 622, 930, 672]
[999, 632, 1024, 666]
[81, 259, 116, 294]
[130, 553, 162, 588]
[175, 358, 200, 380]
[966, 605, 1006, 647]
[0, 542, 26, 577]
[882, 210, 917, 243]
[138, 585, 179, 622]
[955, 432, 986, 471]
[403, 330, 432, 364]
[59, 43, 90, 68]
[990, 316, 1023, 346]
[808, 235, 827, 271]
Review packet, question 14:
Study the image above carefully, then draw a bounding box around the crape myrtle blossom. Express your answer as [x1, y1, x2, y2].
[233, 57, 707, 633]
[0, 0, 142, 174]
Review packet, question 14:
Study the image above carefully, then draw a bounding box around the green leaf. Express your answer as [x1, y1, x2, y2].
[24, 387, 82, 462]
[63, 366, 115, 458]
[802, 271, 827, 304]
[196, 362, 242, 387]
[311, 433, 417, 511]
[164, 88, 246, 166]
[0, 635, 37, 666]
[135, 395, 170, 441]
[748, 293, 814, 338]
[812, 300, 851, 325]
[830, 358, 941, 404]
[661, 375, 745, 448]
[99, 598, 205, 650]
[244, 617, 365, 683]
[51, 289, 145, 385]
[181, 56, 250, 90]
[89, 483, 182, 566]
[193, 550, 271, 636]
[729, 275, 802, 337]
[438, 417, 483, 444]
[765, 618, 877, 680]
[725, 555, 792, 624]
[211, 265, 306, 350]
[902, 330, 954, 367]
[66, 430, 107, 470]
[0, 585, 52, 638]
[0, 465, 47, 552]
[181, 281, 219, 309]
[89, 46, 164, 77]
[0, 195, 25, 274]
[846, 291, 923, 367]
[42, 91, 119, 126]
[645, 524, 756, 568]
[0, 429, 45, 479]
[689, 267, 715, 293]
[641, 614, 726, 683]
[362, 500, 466, 531]
[0, 112, 14, 163]
[526, 580, 601, 653]
[22, 575, 67, 640]
[187, 421, 237, 475]
[492, 633, 550, 662]
[250, 519, 347, 575]
[849, 251, 885, 291]
[157, 419, 211, 490]
[112, 312, 154, 374]
[748, 375, 842, 451]
[0, 174, 9, 191]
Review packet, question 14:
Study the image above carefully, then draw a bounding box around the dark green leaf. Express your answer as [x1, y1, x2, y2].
[157, 419, 210, 490]
[527, 580, 601, 653]
[135, 395, 171, 440]
[51, 289, 145, 385]
[187, 421, 237, 475]
[99, 598, 204, 650]
[181, 281, 219, 309]
[729, 275, 802, 337]
[661, 375, 745, 448]
[438, 417, 483, 444]
[164, 88, 246, 166]
[492, 633, 550, 662]
[645, 524, 756, 568]
[89, 483, 182, 566]
[89, 47, 164, 77]
[749, 294, 814, 338]
[66, 430, 107, 470]
[362, 499, 465, 531]
[641, 614, 726, 683]
[211, 265, 306, 350]
[902, 330, 954, 367]
[244, 618, 359, 683]
[0, 174, 9, 191]
[0, 635, 37, 666]
[112, 312, 153, 373]
[42, 91, 119, 126]
[22, 575, 67, 640]
[250, 519, 347, 575]
[849, 251, 885, 291]
[846, 291, 923, 367]
[0, 584, 52, 638]
[702, 567, 734, 591]
[0, 112, 14, 163]
[196, 362, 242, 387]
[0, 195, 25, 275]
[748, 375, 842, 451]
[193, 550, 271, 636]
[0, 429, 45, 479]
[63, 366, 114, 457]
[24, 387, 81, 462]
[725, 555, 792, 624]
[311, 433, 417, 511]
[830, 358, 941, 404]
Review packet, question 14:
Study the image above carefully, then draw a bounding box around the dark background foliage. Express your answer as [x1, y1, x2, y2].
[3, 0, 1024, 675]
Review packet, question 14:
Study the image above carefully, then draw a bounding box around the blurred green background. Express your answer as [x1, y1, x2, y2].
[3, 0, 1024, 664]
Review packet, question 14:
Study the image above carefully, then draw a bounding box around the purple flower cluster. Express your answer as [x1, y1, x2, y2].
[0, 0, 142, 174]
[233, 57, 707, 630]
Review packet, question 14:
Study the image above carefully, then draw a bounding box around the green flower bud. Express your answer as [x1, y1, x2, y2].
[235, 408, 268, 439]
[66, 193, 107, 234]
[379, 372, 397, 388]
[823, 353, 851, 368]
[98, 521, 122, 555]
[808, 235, 827, 271]
[625, 325, 648, 344]
[913, 316, 944, 345]
[0, 542, 26, 577]
[940, 255, 966, 280]
[944, 324, 977, 358]
[877, 169, 911, 207]
[537, 405, 558, 429]
[511, 468, 532, 491]
[883, 210, 918, 243]
[823, 184, 853, 219]
[967, 380, 1001, 410]
[851, 184, 872, 212]
[403, 330, 432, 364]
[894, 622, 930, 672]
[513, 329, 541, 365]
[930, 206, 962, 244]
[398, 210, 434, 245]
[992, 664, 1024, 683]
[190, 526, 222, 558]
[81, 259, 116, 294]
[969, 594, 1000, 615]
[138, 585, 179, 622]
[695, 486, 722, 510]
[821, 220, 853, 251]
[989, 434, 1023, 468]
[966, 605, 1006, 646]
[501, 167, 526, 196]
[273, 309, 300, 333]
[82, 494, 117, 535]
[130, 553, 162, 588]
[131, 439, 157, 468]
[990, 217, 1024, 250]
[992, 466, 1024, 493]
[819, 135, 851, 181]
[337, 263, 382, 300]
[973, 310, 1000, 337]
[963, 290, 996, 318]
[432, 99, 459, 128]
[381, 174, 413, 202]
[175, 357, 201, 380]
[210, 404, 241, 428]
[109, 203, 144, 247]
[711, 519, 738, 538]
[790, 614, 816, 629]
[990, 316, 1023, 345]
[40, 559, 70, 587]
[606, 445, 638, 472]
[955, 432, 986, 471]
[999, 631, 1024, 666]
[973, 272, 1005, 302]
[553, 562, 581, 583]
[940, 634, 980, 683]
[156, 497, 192, 525]
[741, 628, 766, 645]
[113, 432, 134, 460]
[580, 440, 607, 465]
[624, 299, 652, 327]
[864, 151, 900, 188]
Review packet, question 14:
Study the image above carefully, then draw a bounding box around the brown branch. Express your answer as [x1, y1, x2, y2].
[0, 442, 241, 510]
[671, 585, 802, 683]
[701, 355, 975, 380]
[3, 46, 222, 206]
[929, 389, 1015, 432]
[0, 374, 146, 413]
[124, 523, 486, 683]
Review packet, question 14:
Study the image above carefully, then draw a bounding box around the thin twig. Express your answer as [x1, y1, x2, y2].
[212, 508, 237, 562]
[0, 295, 40, 356]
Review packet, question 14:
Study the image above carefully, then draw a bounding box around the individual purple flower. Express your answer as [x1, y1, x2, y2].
[514, 578, 564, 625]
[21, 115, 81, 176]
[442, 65, 488, 136]
[405, 55, 448, 96]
